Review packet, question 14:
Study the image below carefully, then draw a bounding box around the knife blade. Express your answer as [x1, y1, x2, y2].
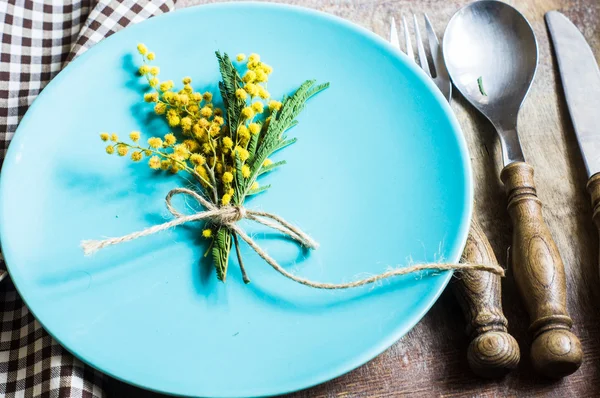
[546, 11, 600, 178]
[547, 11, 600, 280]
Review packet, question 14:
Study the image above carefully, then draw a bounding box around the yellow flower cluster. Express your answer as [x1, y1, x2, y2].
[230, 52, 280, 157]
[102, 45, 287, 215]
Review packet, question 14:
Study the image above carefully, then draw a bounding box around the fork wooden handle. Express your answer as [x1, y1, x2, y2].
[501, 162, 582, 378]
[453, 218, 520, 377]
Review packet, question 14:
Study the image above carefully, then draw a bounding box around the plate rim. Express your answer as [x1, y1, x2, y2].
[0, 2, 473, 397]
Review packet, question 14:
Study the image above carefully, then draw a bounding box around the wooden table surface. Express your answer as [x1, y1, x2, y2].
[106, 0, 600, 396]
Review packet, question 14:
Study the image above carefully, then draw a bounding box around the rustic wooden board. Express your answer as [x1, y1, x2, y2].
[105, 0, 600, 396]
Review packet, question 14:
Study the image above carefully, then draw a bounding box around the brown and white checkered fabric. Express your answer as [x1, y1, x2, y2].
[0, 278, 105, 397]
[0, 1, 176, 397]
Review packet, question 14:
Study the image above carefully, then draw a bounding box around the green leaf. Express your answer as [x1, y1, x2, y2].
[241, 80, 328, 198]
[306, 82, 330, 99]
[286, 120, 299, 131]
[275, 137, 297, 152]
[247, 184, 271, 196]
[247, 131, 260, 163]
[233, 153, 245, 204]
[477, 76, 487, 96]
[259, 160, 286, 176]
[212, 226, 232, 282]
[215, 51, 244, 137]
[251, 81, 322, 165]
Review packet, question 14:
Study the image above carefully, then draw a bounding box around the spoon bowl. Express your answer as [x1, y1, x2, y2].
[443, 0, 538, 163]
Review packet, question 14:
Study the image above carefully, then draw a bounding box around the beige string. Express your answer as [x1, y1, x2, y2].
[81, 188, 505, 288]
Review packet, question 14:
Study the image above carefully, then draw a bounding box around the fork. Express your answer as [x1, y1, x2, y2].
[389, 15, 520, 377]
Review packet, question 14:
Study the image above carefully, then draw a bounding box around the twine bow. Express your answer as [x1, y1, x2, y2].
[82, 188, 504, 289]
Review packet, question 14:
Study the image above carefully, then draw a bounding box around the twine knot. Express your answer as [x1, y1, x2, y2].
[165, 189, 253, 232]
[81, 187, 504, 289]
[216, 205, 247, 225]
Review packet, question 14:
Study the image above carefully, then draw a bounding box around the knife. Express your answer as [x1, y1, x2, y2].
[546, 12, 600, 273]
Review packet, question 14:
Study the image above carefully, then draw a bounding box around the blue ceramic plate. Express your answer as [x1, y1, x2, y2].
[0, 3, 471, 397]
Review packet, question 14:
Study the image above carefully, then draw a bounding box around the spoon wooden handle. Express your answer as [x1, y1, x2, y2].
[588, 174, 600, 272]
[453, 218, 520, 377]
[501, 162, 582, 378]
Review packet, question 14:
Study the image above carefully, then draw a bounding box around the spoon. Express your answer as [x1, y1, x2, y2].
[443, 0, 582, 378]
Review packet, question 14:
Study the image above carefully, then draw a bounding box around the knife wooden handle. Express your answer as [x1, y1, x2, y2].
[501, 162, 582, 378]
[453, 218, 520, 377]
[588, 173, 600, 269]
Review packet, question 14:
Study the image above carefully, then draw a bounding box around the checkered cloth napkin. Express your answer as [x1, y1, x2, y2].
[0, 1, 176, 396]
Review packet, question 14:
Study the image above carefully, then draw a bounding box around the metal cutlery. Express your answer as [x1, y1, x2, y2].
[390, 14, 519, 378]
[546, 11, 600, 276]
[444, 1, 582, 378]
